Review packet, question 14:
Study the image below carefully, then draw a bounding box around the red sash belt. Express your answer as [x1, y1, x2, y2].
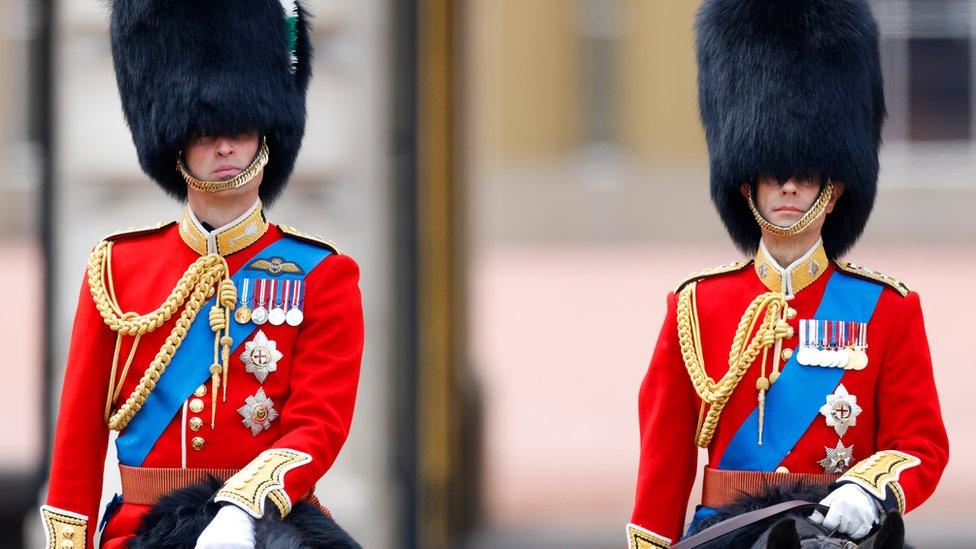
[701, 466, 839, 508]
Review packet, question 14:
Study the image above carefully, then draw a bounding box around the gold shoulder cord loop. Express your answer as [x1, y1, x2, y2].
[90, 240, 237, 431]
[677, 282, 794, 447]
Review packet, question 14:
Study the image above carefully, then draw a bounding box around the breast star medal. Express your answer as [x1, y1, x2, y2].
[238, 387, 280, 436]
[819, 383, 862, 437]
[240, 329, 283, 383]
[234, 278, 252, 324]
[818, 440, 854, 473]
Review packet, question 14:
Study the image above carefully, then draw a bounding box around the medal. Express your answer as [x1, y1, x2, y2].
[834, 322, 850, 368]
[796, 320, 813, 365]
[285, 280, 304, 326]
[815, 321, 832, 367]
[237, 387, 280, 436]
[251, 279, 269, 325]
[852, 322, 869, 370]
[234, 278, 252, 324]
[818, 440, 854, 473]
[240, 329, 283, 383]
[819, 383, 862, 437]
[268, 279, 286, 326]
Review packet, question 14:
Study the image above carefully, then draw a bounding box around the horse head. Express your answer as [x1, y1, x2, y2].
[751, 511, 907, 549]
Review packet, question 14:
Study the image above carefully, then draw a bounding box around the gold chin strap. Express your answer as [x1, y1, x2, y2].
[177, 136, 270, 193]
[90, 240, 237, 431]
[677, 282, 795, 447]
[747, 181, 834, 237]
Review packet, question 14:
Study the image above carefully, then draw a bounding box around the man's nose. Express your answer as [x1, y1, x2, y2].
[215, 138, 235, 156]
[781, 179, 799, 194]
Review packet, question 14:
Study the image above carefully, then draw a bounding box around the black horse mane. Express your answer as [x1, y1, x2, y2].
[128, 477, 360, 549]
[684, 482, 912, 549]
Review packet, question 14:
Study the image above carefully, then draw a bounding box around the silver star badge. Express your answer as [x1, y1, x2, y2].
[818, 440, 854, 473]
[240, 330, 283, 383]
[819, 384, 862, 437]
[238, 387, 280, 436]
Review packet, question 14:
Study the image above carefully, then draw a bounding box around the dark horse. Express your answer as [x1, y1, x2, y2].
[126, 477, 361, 548]
[681, 484, 910, 549]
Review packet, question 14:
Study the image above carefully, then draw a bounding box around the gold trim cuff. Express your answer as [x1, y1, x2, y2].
[627, 523, 671, 549]
[214, 448, 312, 518]
[838, 450, 921, 512]
[40, 505, 88, 549]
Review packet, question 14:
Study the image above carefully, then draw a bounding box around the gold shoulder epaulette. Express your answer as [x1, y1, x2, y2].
[101, 220, 176, 243]
[835, 261, 910, 297]
[674, 259, 751, 293]
[279, 225, 343, 255]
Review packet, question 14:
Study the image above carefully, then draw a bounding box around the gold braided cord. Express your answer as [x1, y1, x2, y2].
[677, 282, 793, 447]
[88, 240, 236, 431]
[176, 137, 270, 193]
[747, 182, 833, 237]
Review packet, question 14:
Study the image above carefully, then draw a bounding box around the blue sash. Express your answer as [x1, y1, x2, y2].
[717, 272, 883, 471]
[116, 236, 333, 466]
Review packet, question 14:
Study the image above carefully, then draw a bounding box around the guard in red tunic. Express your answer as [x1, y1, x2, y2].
[627, 1, 949, 547]
[39, 2, 364, 548]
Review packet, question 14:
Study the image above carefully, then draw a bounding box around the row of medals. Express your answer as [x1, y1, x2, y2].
[795, 319, 868, 370]
[233, 278, 304, 327]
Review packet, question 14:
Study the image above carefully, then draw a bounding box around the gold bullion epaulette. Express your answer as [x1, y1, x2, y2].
[101, 220, 176, 243]
[279, 225, 343, 255]
[835, 261, 910, 297]
[674, 259, 752, 293]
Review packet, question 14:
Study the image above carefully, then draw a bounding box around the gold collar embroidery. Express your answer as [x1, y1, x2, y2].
[179, 200, 268, 256]
[754, 240, 829, 296]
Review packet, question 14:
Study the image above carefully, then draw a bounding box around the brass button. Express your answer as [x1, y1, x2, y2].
[785, 307, 797, 320]
[189, 417, 204, 431]
[194, 385, 207, 397]
[775, 466, 790, 474]
[189, 398, 204, 413]
[61, 526, 75, 538]
[781, 348, 794, 361]
[191, 436, 205, 450]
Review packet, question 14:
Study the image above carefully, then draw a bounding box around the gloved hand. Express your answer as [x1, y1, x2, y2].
[195, 504, 257, 549]
[809, 483, 882, 539]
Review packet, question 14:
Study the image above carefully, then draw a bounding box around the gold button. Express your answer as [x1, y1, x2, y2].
[191, 436, 205, 450]
[189, 417, 204, 431]
[781, 348, 794, 361]
[786, 307, 797, 320]
[775, 466, 790, 474]
[189, 398, 204, 413]
[62, 526, 75, 538]
[194, 385, 207, 397]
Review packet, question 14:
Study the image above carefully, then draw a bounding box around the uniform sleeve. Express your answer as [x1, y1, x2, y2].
[628, 292, 700, 548]
[215, 253, 364, 518]
[837, 291, 948, 514]
[41, 274, 114, 549]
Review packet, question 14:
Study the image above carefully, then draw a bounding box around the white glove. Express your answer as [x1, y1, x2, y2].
[809, 483, 882, 539]
[195, 504, 257, 549]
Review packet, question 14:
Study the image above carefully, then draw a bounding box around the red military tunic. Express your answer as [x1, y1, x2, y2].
[40, 202, 364, 548]
[628, 240, 948, 548]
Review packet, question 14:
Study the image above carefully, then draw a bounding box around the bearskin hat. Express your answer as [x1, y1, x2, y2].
[127, 478, 361, 548]
[110, 0, 313, 205]
[696, 0, 886, 258]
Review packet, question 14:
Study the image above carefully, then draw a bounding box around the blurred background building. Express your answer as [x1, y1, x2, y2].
[0, 0, 972, 548]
